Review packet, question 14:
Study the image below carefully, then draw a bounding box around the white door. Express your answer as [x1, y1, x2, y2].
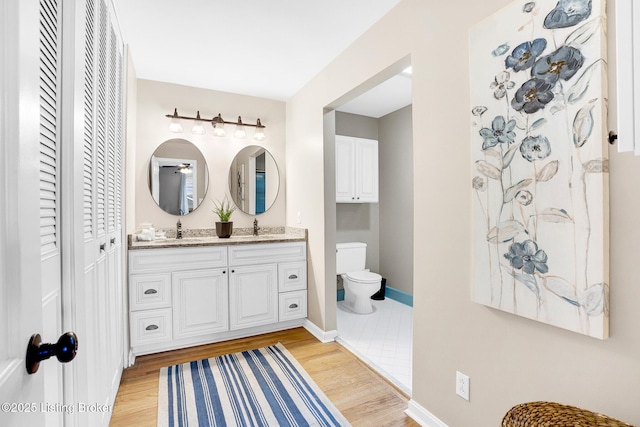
[0, 0, 64, 426]
[229, 264, 279, 330]
[172, 269, 229, 339]
[355, 138, 379, 203]
[1, 1, 125, 426]
[71, 0, 126, 425]
[335, 135, 356, 202]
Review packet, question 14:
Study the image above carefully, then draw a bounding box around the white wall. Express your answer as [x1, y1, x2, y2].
[131, 79, 286, 231]
[286, 0, 640, 424]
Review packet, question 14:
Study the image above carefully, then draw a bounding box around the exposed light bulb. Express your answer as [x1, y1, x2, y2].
[253, 118, 266, 141]
[212, 114, 226, 137]
[234, 116, 246, 139]
[168, 108, 183, 133]
[191, 111, 205, 135]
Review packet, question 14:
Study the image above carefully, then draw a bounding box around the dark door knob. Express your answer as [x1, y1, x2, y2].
[26, 332, 78, 374]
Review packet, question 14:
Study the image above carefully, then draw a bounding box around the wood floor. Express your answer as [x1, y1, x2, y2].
[110, 327, 418, 427]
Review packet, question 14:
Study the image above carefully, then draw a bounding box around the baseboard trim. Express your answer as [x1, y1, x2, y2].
[336, 285, 413, 307]
[405, 400, 448, 427]
[386, 285, 413, 307]
[303, 319, 338, 343]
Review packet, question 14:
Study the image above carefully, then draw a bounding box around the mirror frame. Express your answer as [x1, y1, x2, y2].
[228, 145, 279, 215]
[147, 138, 209, 216]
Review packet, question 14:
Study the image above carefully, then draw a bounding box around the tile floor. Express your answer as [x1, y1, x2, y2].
[336, 298, 413, 394]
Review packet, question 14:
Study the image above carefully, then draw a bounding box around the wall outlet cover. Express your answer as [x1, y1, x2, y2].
[456, 371, 470, 401]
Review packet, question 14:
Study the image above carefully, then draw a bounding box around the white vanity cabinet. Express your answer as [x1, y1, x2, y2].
[128, 246, 228, 355]
[336, 135, 379, 203]
[128, 240, 307, 356]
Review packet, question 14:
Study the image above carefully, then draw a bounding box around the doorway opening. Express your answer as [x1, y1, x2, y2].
[324, 58, 414, 394]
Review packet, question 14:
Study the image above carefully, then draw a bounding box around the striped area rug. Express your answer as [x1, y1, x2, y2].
[158, 343, 351, 427]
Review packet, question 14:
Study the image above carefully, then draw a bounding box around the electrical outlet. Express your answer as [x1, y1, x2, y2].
[296, 211, 301, 224]
[456, 371, 470, 401]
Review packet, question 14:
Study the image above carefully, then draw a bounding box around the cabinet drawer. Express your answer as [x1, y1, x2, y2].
[129, 246, 227, 274]
[279, 290, 307, 321]
[129, 274, 171, 311]
[228, 242, 306, 266]
[278, 261, 307, 292]
[130, 308, 172, 347]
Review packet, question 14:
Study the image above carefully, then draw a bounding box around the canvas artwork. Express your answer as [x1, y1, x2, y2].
[469, 0, 609, 338]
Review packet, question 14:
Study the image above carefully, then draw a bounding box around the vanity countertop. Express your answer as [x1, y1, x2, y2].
[128, 227, 307, 250]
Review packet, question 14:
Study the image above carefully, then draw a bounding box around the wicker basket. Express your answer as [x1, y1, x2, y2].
[502, 401, 634, 427]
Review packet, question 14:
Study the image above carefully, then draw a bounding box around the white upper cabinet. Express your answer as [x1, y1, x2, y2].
[336, 135, 379, 203]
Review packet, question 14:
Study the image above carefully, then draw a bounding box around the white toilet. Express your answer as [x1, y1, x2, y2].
[336, 242, 382, 314]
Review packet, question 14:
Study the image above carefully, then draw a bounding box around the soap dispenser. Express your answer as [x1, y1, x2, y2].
[176, 219, 183, 239]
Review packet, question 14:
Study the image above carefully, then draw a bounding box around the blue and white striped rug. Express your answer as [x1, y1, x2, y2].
[158, 343, 351, 427]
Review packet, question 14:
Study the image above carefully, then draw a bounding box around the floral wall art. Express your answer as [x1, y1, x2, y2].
[470, 0, 609, 338]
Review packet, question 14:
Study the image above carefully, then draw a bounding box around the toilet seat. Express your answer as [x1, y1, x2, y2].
[345, 271, 381, 283]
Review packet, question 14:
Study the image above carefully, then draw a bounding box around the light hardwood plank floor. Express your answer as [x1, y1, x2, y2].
[110, 327, 418, 427]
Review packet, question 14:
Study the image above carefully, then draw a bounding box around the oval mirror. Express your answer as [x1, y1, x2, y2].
[148, 139, 209, 216]
[229, 146, 279, 215]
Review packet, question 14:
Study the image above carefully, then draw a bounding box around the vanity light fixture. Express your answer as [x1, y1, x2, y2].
[176, 163, 193, 174]
[168, 108, 184, 133]
[234, 116, 246, 139]
[191, 111, 206, 135]
[164, 108, 266, 140]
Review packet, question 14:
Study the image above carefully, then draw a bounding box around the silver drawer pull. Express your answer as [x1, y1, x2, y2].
[289, 303, 298, 309]
[288, 274, 298, 280]
[144, 289, 158, 295]
[145, 324, 159, 331]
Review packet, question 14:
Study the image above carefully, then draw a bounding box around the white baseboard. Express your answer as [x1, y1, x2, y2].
[405, 399, 449, 427]
[303, 319, 338, 343]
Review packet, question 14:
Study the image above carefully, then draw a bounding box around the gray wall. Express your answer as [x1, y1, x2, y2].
[379, 105, 414, 295]
[335, 112, 380, 274]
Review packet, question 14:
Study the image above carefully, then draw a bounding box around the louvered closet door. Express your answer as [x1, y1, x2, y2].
[39, 0, 65, 426]
[79, 0, 125, 425]
[104, 13, 125, 406]
[79, 0, 106, 420]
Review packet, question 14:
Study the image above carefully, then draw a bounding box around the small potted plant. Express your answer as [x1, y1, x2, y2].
[212, 196, 236, 238]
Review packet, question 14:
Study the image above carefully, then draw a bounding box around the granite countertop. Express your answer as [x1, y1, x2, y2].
[128, 226, 307, 250]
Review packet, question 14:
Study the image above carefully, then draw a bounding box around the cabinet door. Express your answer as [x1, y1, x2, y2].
[229, 264, 278, 330]
[172, 269, 229, 339]
[336, 135, 356, 202]
[356, 138, 379, 203]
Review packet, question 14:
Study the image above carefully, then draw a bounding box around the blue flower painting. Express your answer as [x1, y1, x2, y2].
[470, 0, 609, 338]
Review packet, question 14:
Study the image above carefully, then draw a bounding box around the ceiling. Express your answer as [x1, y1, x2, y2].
[113, 0, 411, 118]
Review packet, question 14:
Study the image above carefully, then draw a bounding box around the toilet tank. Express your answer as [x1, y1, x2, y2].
[336, 242, 367, 274]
